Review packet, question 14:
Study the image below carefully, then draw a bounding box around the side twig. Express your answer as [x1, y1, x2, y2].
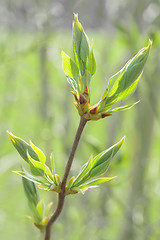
[44, 116, 87, 240]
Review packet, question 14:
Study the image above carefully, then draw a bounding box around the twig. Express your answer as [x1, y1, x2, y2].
[44, 115, 87, 240]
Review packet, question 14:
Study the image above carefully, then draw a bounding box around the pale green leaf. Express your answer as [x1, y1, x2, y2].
[30, 141, 46, 163]
[68, 176, 75, 188]
[62, 51, 79, 82]
[88, 45, 96, 76]
[107, 41, 152, 103]
[37, 184, 51, 191]
[50, 151, 55, 176]
[27, 151, 54, 181]
[13, 170, 48, 186]
[45, 167, 54, 183]
[79, 177, 116, 189]
[36, 200, 45, 219]
[24, 216, 35, 223]
[108, 101, 140, 113]
[27, 152, 45, 177]
[45, 202, 53, 217]
[66, 76, 78, 91]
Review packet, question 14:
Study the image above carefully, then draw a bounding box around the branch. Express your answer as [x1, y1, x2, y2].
[44, 116, 87, 240]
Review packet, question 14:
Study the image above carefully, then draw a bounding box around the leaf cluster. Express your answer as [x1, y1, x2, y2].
[67, 137, 125, 194]
[61, 14, 152, 120]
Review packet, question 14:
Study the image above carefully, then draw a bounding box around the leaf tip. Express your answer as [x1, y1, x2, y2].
[74, 13, 78, 22]
[120, 136, 126, 145]
[148, 39, 152, 48]
[7, 131, 14, 142]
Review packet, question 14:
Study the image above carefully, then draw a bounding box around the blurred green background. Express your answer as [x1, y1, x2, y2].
[0, 0, 160, 239]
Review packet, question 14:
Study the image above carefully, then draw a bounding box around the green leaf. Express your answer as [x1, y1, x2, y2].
[66, 76, 78, 91]
[45, 202, 53, 217]
[73, 14, 90, 74]
[36, 200, 45, 219]
[61, 51, 79, 83]
[98, 95, 118, 113]
[24, 216, 35, 223]
[54, 174, 60, 185]
[107, 41, 152, 103]
[13, 170, 50, 186]
[22, 175, 39, 207]
[45, 166, 54, 182]
[30, 141, 46, 163]
[108, 101, 140, 113]
[27, 152, 46, 177]
[50, 151, 55, 176]
[37, 184, 51, 191]
[73, 137, 124, 186]
[68, 176, 75, 188]
[7, 132, 39, 163]
[88, 45, 96, 76]
[72, 155, 93, 187]
[88, 136, 125, 179]
[79, 177, 116, 189]
[27, 152, 54, 181]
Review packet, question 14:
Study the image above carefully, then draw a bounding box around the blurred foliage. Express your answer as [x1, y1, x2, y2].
[0, 0, 160, 239]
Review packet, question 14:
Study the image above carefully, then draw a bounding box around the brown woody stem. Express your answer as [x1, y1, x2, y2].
[44, 116, 87, 240]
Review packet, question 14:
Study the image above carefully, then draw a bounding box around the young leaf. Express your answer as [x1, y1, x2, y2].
[88, 136, 125, 179]
[108, 101, 140, 113]
[24, 216, 35, 223]
[50, 151, 55, 176]
[88, 45, 96, 76]
[54, 174, 60, 185]
[45, 166, 54, 182]
[27, 151, 54, 181]
[45, 202, 54, 217]
[62, 51, 79, 83]
[107, 41, 152, 103]
[72, 155, 93, 187]
[73, 13, 90, 74]
[7, 132, 39, 163]
[30, 141, 46, 163]
[27, 152, 46, 177]
[13, 170, 50, 186]
[68, 176, 75, 188]
[79, 177, 116, 189]
[66, 76, 78, 92]
[36, 200, 45, 219]
[22, 175, 39, 208]
[37, 184, 51, 191]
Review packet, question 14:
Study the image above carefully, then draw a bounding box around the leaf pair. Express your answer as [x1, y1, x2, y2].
[62, 14, 96, 94]
[8, 132, 59, 191]
[70, 136, 125, 194]
[97, 41, 152, 115]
